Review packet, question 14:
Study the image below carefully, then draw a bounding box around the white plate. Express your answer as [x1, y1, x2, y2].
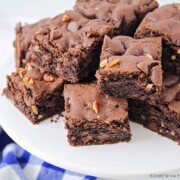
[1, 1, 180, 179]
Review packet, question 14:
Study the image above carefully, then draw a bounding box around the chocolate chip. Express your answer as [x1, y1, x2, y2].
[50, 29, 62, 41]
[137, 62, 149, 74]
[168, 101, 180, 114]
[68, 22, 79, 32]
[151, 65, 162, 86]
[161, 84, 180, 103]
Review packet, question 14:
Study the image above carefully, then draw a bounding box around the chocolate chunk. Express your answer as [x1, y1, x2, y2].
[64, 83, 131, 146]
[161, 83, 180, 104]
[96, 36, 162, 100]
[168, 101, 180, 114]
[75, 0, 158, 36]
[135, 3, 180, 75]
[68, 22, 79, 32]
[151, 65, 162, 86]
[4, 64, 64, 124]
[137, 62, 149, 75]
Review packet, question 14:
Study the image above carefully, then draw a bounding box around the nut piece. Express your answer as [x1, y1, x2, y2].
[43, 74, 54, 82]
[177, 49, 180, 54]
[171, 131, 175, 136]
[27, 63, 33, 71]
[93, 100, 99, 114]
[33, 45, 41, 52]
[146, 53, 153, 59]
[23, 77, 30, 83]
[171, 55, 176, 60]
[161, 121, 165, 128]
[18, 67, 26, 73]
[95, 7, 99, 11]
[122, 127, 128, 132]
[29, 78, 35, 85]
[146, 84, 153, 91]
[62, 14, 71, 22]
[105, 120, 111, 124]
[32, 106, 38, 115]
[107, 58, 120, 68]
[100, 59, 108, 68]
[108, 0, 119, 3]
[177, 4, 180, 10]
[18, 67, 26, 78]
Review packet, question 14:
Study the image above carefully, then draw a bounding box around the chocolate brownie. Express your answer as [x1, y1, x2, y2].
[135, 4, 180, 75]
[14, 19, 49, 68]
[4, 64, 64, 124]
[25, 10, 113, 83]
[64, 83, 131, 146]
[96, 35, 163, 100]
[129, 74, 180, 144]
[75, 0, 159, 36]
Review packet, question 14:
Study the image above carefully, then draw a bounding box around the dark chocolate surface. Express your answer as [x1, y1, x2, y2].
[96, 36, 163, 100]
[64, 83, 128, 122]
[64, 83, 131, 146]
[4, 65, 64, 124]
[135, 3, 180, 74]
[28, 10, 112, 83]
[15, 19, 50, 68]
[75, 0, 159, 35]
[135, 4, 180, 46]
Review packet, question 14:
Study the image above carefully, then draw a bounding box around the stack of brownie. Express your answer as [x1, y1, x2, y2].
[4, 0, 180, 146]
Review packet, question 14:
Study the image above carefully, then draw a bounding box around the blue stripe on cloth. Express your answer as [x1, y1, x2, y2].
[37, 162, 65, 180]
[84, 175, 97, 180]
[17, 150, 30, 169]
[0, 127, 97, 180]
[64, 170, 97, 180]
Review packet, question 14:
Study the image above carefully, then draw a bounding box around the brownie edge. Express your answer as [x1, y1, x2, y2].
[64, 83, 131, 146]
[4, 65, 64, 124]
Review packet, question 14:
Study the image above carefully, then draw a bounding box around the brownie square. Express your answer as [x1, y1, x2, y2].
[135, 3, 180, 75]
[14, 19, 49, 68]
[75, 0, 158, 36]
[23, 10, 112, 83]
[96, 36, 163, 100]
[4, 65, 64, 124]
[129, 74, 180, 144]
[64, 83, 131, 146]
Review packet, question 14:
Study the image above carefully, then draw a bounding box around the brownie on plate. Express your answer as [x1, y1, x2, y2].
[14, 19, 49, 68]
[4, 64, 64, 124]
[129, 74, 180, 144]
[96, 36, 163, 100]
[64, 83, 131, 146]
[135, 4, 180, 75]
[24, 10, 112, 83]
[75, 0, 159, 36]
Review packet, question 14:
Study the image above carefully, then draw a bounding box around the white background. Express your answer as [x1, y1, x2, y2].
[0, 0, 75, 67]
[0, 1, 179, 180]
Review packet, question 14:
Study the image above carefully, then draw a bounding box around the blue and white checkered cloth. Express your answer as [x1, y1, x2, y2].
[0, 127, 96, 180]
